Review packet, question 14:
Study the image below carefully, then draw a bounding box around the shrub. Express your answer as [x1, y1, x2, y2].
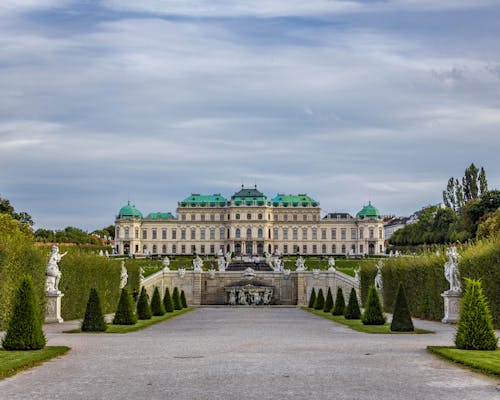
[314, 288, 325, 310]
[362, 285, 386, 325]
[344, 288, 361, 319]
[390, 283, 414, 332]
[81, 288, 107, 332]
[137, 287, 152, 320]
[163, 288, 174, 313]
[332, 287, 346, 316]
[112, 288, 137, 325]
[180, 290, 188, 308]
[455, 278, 497, 350]
[172, 287, 182, 311]
[2, 275, 46, 350]
[308, 288, 316, 308]
[150, 287, 165, 316]
[323, 287, 333, 312]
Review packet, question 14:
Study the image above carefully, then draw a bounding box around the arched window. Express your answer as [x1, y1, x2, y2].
[124, 227, 129, 239]
[235, 228, 241, 238]
[116, 227, 120, 238]
[247, 213, 251, 220]
[246, 228, 252, 238]
[258, 213, 263, 220]
[257, 228, 263, 238]
[162, 244, 167, 254]
[341, 244, 346, 254]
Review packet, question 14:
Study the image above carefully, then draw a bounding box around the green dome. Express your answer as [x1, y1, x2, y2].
[118, 202, 143, 219]
[356, 202, 380, 219]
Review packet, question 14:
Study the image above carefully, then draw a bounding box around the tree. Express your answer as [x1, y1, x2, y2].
[0, 196, 34, 227]
[332, 287, 346, 316]
[479, 167, 488, 195]
[112, 288, 137, 325]
[150, 287, 165, 316]
[180, 290, 188, 308]
[308, 288, 316, 308]
[464, 190, 500, 235]
[81, 288, 107, 332]
[344, 288, 361, 320]
[2, 276, 46, 350]
[314, 288, 325, 310]
[390, 283, 414, 332]
[163, 288, 174, 312]
[463, 163, 479, 201]
[455, 279, 497, 350]
[137, 287, 152, 320]
[477, 208, 500, 239]
[362, 285, 386, 325]
[323, 287, 333, 313]
[172, 287, 182, 310]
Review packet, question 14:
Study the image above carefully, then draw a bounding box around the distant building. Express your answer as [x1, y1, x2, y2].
[384, 217, 410, 241]
[114, 186, 385, 257]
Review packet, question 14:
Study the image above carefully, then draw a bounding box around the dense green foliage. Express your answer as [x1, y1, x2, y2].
[150, 287, 165, 316]
[362, 285, 386, 325]
[172, 287, 182, 310]
[112, 288, 137, 325]
[163, 288, 174, 312]
[137, 287, 152, 320]
[477, 208, 500, 238]
[344, 288, 361, 319]
[314, 288, 325, 310]
[308, 288, 316, 308]
[0, 196, 34, 226]
[2, 276, 46, 350]
[180, 290, 188, 308]
[390, 283, 414, 332]
[323, 287, 333, 312]
[81, 288, 107, 332]
[34, 226, 101, 245]
[455, 279, 497, 350]
[332, 287, 346, 316]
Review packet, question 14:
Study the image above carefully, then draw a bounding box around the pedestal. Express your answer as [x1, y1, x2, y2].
[441, 291, 461, 323]
[45, 292, 64, 323]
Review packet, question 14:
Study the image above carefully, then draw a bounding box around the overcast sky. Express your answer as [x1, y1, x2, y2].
[1, 1, 499, 231]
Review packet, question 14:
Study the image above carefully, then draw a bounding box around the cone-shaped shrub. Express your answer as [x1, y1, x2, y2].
[2, 276, 46, 350]
[137, 287, 152, 320]
[180, 290, 188, 308]
[172, 287, 182, 310]
[323, 287, 333, 312]
[344, 288, 361, 320]
[332, 287, 346, 316]
[308, 288, 316, 308]
[314, 288, 325, 310]
[455, 278, 498, 350]
[113, 287, 137, 325]
[390, 283, 414, 332]
[150, 287, 165, 316]
[362, 285, 386, 325]
[81, 288, 107, 332]
[163, 288, 174, 313]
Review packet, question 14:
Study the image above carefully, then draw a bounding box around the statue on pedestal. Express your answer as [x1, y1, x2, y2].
[162, 256, 170, 271]
[119, 260, 128, 289]
[374, 260, 383, 291]
[328, 257, 336, 272]
[295, 256, 307, 271]
[228, 289, 236, 305]
[46, 245, 67, 295]
[193, 255, 203, 272]
[444, 247, 461, 294]
[217, 257, 226, 272]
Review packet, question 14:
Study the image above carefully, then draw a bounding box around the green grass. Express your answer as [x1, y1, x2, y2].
[0, 346, 70, 380]
[304, 308, 433, 334]
[65, 308, 193, 334]
[428, 346, 500, 378]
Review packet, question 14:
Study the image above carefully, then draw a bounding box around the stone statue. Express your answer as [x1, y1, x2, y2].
[139, 267, 144, 281]
[193, 255, 203, 272]
[444, 247, 461, 293]
[99, 250, 104, 257]
[217, 257, 226, 272]
[295, 256, 307, 271]
[162, 256, 170, 271]
[105, 250, 109, 257]
[217, 248, 224, 257]
[228, 289, 236, 305]
[374, 260, 383, 291]
[238, 290, 247, 305]
[328, 257, 336, 272]
[354, 268, 360, 283]
[119, 261, 128, 289]
[178, 268, 186, 278]
[252, 290, 261, 305]
[264, 252, 272, 266]
[389, 250, 394, 257]
[262, 289, 272, 305]
[225, 251, 232, 265]
[46, 245, 67, 294]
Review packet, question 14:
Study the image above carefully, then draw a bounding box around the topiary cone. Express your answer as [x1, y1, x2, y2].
[390, 283, 414, 332]
[172, 287, 182, 310]
[2, 275, 46, 350]
[308, 288, 316, 309]
[151, 287, 166, 316]
[323, 287, 333, 313]
[113, 287, 137, 325]
[332, 287, 346, 316]
[344, 288, 361, 320]
[163, 288, 174, 313]
[180, 290, 188, 308]
[82, 288, 107, 332]
[137, 287, 152, 320]
[314, 288, 325, 310]
[362, 285, 386, 325]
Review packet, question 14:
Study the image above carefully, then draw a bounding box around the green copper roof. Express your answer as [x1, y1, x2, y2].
[231, 186, 268, 205]
[271, 194, 318, 207]
[179, 193, 228, 207]
[356, 202, 381, 219]
[118, 202, 143, 219]
[145, 212, 175, 220]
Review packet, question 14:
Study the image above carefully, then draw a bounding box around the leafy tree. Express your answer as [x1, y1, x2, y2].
[362, 285, 386, 325]
[455, 279, 497, 350]
[34, 228, 55, 242]
[2, 276, 46, 350]
[81, 288, 107, 332]
[172, 287, 182, 310]
[463, 163, 479, 201]
[163, 288, 174, 312]
[150, 287, 165, 316]
[314, 288, 325, 310]
[112, 288, 137, 325]
[323, 287, 333, 312]
[477, 208, 500, 239]
[137, 287, 152, 320]
[180, 290, 188, 308]
[308, 288, 316, 308]
[390, 283, 414, 332]
[0, 196, 34, 227]
[479, 167, 488, 195]
[332, 287, 346, 316]
[344, 288, 361, 320]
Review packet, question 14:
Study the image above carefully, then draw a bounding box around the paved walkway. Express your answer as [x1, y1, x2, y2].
[1, 308, 499, 400]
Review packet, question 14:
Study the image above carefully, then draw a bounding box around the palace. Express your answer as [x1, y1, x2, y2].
[114, 186, 385, 257]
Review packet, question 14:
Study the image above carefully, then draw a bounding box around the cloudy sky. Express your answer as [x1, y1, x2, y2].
[1, 1, 499, 231]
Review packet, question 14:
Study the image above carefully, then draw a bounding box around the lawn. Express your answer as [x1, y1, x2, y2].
[0, 346, 70, 380]
[65, 308, 193, 334]
[304, 308, 433, 334]
[427, 346, 500, 377]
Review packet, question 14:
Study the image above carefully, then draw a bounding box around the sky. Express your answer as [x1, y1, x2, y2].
[1, 0, 499, 231]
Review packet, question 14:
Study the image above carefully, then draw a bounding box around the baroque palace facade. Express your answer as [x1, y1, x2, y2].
[114, 186, 385, 257]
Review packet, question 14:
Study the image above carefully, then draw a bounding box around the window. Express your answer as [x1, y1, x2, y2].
[247, 213, 251, 220]
[162, 244, 167, 254]
[191, 214, 195, 221]
[200, 229, 206, 240]
[379, 228, 383, 239]
[360, 244, 364, 254]
[116, 227, 120, 238]
[284, 214, 288, 222]
[191, 245, 196, 253]
[303, 245, 307, 254]
[181, 214, 186, 221]
[312, 214, 317, 221]
[124, 227, 129, 239]
[201, 214, 205, 221]
[257, 228, 263, 238]
[274, 214, 278, 221]
[331, 229, 337, 239]
[172, 244, 177, 254]
[236, 213, 240, 220]
[341, 228, 346, 240]
[312, 244, 317, 254]
[220, 228, 225, 239]
[380, 244, 383, 253]
[312, 229, 317, 240]
[135, 228, 139, 239]
[274, 245, 279, 253]
[162, 229, 167, 239]
[273, 229, 279, 240]
[293, 214, 298, 221]
[152, 229, 157, 239]
[200, 245, 205, 254]
[359, 228, 364, 239]
[302, 228, 307, 240]
[283, 229, 288, 240]
[293, 229, 298, 240]
[293, 244, 299, 253]
[210, 245, 215, 254]
[210, 229, 215, 240]
[322, 244, 326, 254]
[236, 228, 241, 238]
[341, 244, 346, 254]
[191, 229, 196, 240]
[246, 228, 252, 238]
[220, 214, 225, 221]
[369, 228, 374, 239]
[210, 214, 215, 221]
[284, 244, 288, 253]
[181, 245, 185, 254]
[142, 229, 147, 239]
[181, 230, 186, 240]
[143, 245, 147, 253]
[351, 228, 356, 240]
[332, 244, 337, 253]
[258, 213, 263, 220]
[152, 245, 157, 253]
[321, 229, 326, 240]
[351, 244, 356, 253]
[303, 214, 307, 221]
[172, 229, 177, 239]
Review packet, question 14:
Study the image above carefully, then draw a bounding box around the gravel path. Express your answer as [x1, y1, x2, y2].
[1, 308, 499, 400]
